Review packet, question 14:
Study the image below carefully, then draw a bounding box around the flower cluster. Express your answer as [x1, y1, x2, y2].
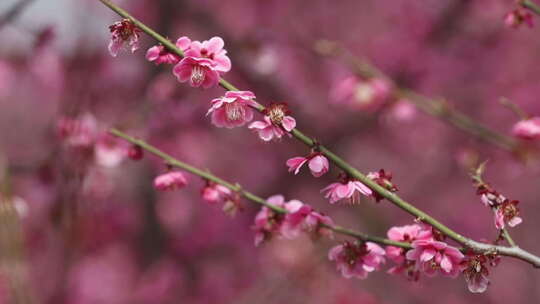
[253, 195, 334, 246]
[57, 114, 127, 168]
[477, 183, 523, 230]
[385, 224, 433, 280]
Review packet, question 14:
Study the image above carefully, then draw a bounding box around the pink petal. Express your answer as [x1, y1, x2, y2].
[440, 255, 453, 273]
[248, 121, 268, 130]
[205, 37, 225, 53]
[175, 36, 191, 51]
[286, 157, 308, 175]
[508, 216, 523, 227]
[419, 249, 436, 262]
[281, 116, 296, 131]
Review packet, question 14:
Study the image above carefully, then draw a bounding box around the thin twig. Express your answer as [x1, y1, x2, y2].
[313, 40, 520, 153]
[109, 128, 411, 249]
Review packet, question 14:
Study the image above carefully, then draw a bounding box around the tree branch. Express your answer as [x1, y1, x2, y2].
[99, 0, 540, 268]
[109, 128, 411, 249]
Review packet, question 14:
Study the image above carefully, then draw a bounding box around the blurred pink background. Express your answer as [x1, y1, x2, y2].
[1, 0, 540, 303]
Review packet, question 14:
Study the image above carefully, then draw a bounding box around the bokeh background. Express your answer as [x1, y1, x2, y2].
[1, 0, 540, 303]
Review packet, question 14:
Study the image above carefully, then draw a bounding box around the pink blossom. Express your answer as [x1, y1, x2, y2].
[206, 91, 257, 128]
[460, 254, 492, 293]
[57, 114, 98, 149]
[253, 195, 287, 246]
[512, 117, 540, 140]
[145, 45, 180, 65]
[286, 153, 329, 177]
[386, 224, 432, 264]
[108, 19, 141, 57]
[321, 180, 372, 204]
[153, 171, 188, 191]
[494, 200, 522, 229]
[201, 183, 232, 204]
[280, 200, 334, 239]
[249, 103, 296, 141]
[94, 136, 126, 168]
[504, 9, 534, 29]
[172, 57, 220, 89]
[331, 76, 392, 110]
[249, 115, 295, 141]
[405, 239, 464, 277]
[328, 241, 385, 279]
[184, 37, 231, 73]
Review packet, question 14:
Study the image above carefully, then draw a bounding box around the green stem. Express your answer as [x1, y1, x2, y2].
[110, 128, 411, 249]
[100, 0, 540, 268]
[502, 228, 517, 247]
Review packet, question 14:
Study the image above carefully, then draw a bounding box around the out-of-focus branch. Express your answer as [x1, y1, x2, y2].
[313, 40, 521, 154]
[521, 0, 540, 16]
[109, 128, 411, 249]
[99, 0, 540, 268]
[0, 0, 34, 30]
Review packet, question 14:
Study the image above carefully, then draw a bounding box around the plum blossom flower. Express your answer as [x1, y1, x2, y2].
[367, 169, 397, 202]
[286, 153, 329, 177]
[460, 253, 499, 294]
[494, 200, 522, 229]
[206, 91, 257, 128]
[504, 9, 534, 29]
[331, 76, 392, 110]
[172, 57, 220, 89]
[171, 36, 231, 89]
[201, 182, 232, 204]
[145, 45, 180, 65]
[405, 239, 464, 277]
[253, 195, 287, 246]
[280, 200, 334, 239]
[184, 37, 231, 73]
[108, 19, 141, 57]
[385, 224, 433, 280]
[328, 241, 385, 279]
[478, 186, 506, 207]
[57, 114, 98, 149]
[94, 136, 126, 168]
[154, 172, 188, 191]
[249, 103, 296, 141]
[512, 117, 540, 140]
[321, 175, 372, 204]
[386, 224, 432, 264]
